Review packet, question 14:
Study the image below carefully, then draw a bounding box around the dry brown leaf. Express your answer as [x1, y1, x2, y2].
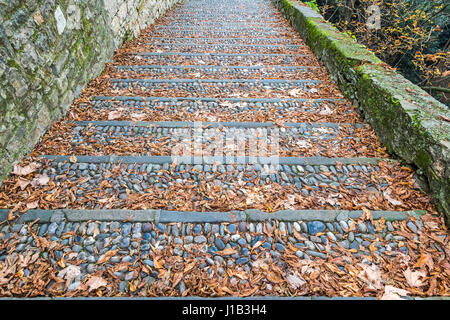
[12, 163, 39, 176]
[380, 285, 409, 300]
[403, 268, 426, 287]
[357, 263, 383, 290]
[130, 113, 146, 121]
[97, 249, 118, 264]
[319, 105, 333, 115]
[383, 188, 403, 206]
[267, 272, 284, 284]
[153, 257, 164, 269]
[16, 178, 31, 190]
[57, 265, 81, 284]
[286, 271, 306, 289]
[172, 272, 183, 288]
[108, 110, 122, 120]
[86, 276, 108, 291]
[184, 262, 196, 274]
[288, 88, 303, 97]
[26, 201, 39, 209]
[217, 248, 237, 256]
[31, 173, 50, 187]
[415, 254, 434, 271]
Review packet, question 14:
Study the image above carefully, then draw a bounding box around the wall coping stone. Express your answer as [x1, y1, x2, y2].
[271, 0, 450, 226]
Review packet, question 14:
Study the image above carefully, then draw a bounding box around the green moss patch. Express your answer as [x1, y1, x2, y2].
[272, 0, 450, 226]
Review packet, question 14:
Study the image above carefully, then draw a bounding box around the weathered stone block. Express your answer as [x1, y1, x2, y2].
[272, 0, 450, 226]
[0, 0, 181, 185]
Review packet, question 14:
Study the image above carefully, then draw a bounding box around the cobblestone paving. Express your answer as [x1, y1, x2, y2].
[0, 215, 429, 295]
[0, 0, 448, 298]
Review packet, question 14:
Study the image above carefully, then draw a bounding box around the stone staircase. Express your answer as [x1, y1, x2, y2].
[0, 0, 447, 298]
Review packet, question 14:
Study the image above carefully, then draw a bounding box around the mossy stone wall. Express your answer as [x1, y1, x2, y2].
[0, 0, 180, 184]
[272, 0, 450, 226]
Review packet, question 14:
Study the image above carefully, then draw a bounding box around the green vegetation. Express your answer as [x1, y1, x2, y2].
[304, 0, 320, 13]
[311, 0, 449, 106]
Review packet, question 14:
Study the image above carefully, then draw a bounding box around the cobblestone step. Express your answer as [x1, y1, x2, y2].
[1, 208, 425, 224]
[0, 209, 426, 295]
[38, 120, 382, 158]
[170, 7, 280, 13]
[109, 78, 326, 97]
[154, 25, 292, 32]
[75, 96, 355, 123]
[70, 120, 360, 129]
[158, 21, 289, 27]
[163, 16, 286, 23]
[24, 155, 397, 209]
[113, 64, 322, 79]
[171, 9, 280, 15]
[77, 96, 354, 122]
[133, 43, 307, 54]
[149, 29, 297, 38]
[130, 52, 318, 66]
[144, 36, 303, 45]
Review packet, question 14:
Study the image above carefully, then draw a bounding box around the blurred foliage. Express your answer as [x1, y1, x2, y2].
[313, 0, 449, 105]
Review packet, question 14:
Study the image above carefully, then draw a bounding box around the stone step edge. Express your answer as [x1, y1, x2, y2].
[90, 96, 345, 103]
[154, 26, 291, 30]
[115, 65, 319, 70]
[168, 10, 282, 14]
[164, 17, 287, 21]
[139, 42, 305, 48]
[135, 52, 308, 57]
[72, 120, 363, 129]
[39, 155, 392, 165]
[145, 37, 299, 42]
[150, 30, 292, 35]
[109, 78, 322, 84]
[0, 208, 426, 224]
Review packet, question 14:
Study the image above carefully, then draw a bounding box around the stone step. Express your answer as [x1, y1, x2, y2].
[70, 120, 362, 129]
[2, 208, 425, 224]
[163, 16, 286, 24]
[144, 36, 303, 45]
[108, 78, 328, 98]
[132, 42, 307, 54]
[180, 1, 272, 6]
[0, 209, 426, 294]
[170, 9, 281, 15]
[40, 154, 391, 166]
[176, 1, 272, 5]
[154, 25, 292, 32]
[170, 7, 279, 12]
[37, 120, 384, 159]
[129, 52, 318, 66]
[149, 28, 297, 38]
[159, 20, 288, 27]
[11, 155, 403, 211]
[75, 96, 357, 123]
[167, 10, 284, 15]
[113, 64, 322, 79]
[174, 2, 274, 6]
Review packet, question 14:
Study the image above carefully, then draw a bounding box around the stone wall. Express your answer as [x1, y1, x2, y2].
[0, 0, 180, 183]
[272, 0, 450, 226]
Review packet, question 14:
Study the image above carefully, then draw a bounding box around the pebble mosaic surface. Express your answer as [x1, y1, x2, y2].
[69, 97, 360, 123]
[0, 0, 448, 298]
[0, 215, 431, 295]
[34, 121, 385, 158]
